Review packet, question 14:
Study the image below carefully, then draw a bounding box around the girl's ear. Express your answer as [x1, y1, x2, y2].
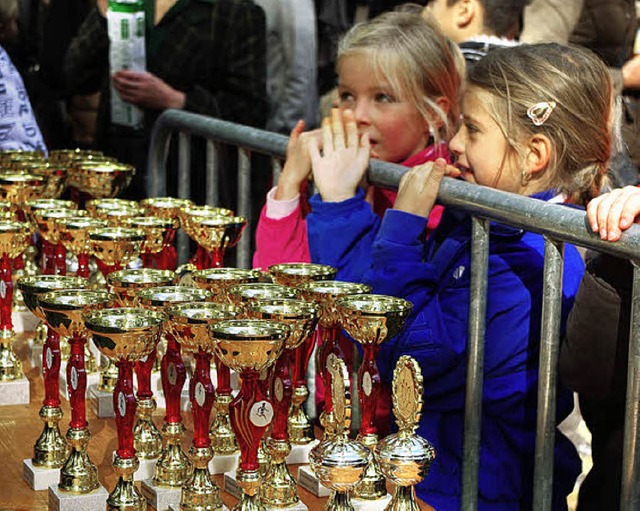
[455, 0, 476, 29]
[524, 134, 552, 176]
[428, 96, 451, 131]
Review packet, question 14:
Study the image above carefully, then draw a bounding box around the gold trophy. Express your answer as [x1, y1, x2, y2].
[168, 301, 241, 510]
[297, 281, 371, 439]
[140, 197, 193, 271]
[309, 355, 370, 511]
[375, 356, 436, 511]
[337, 294, 413, 503]
[191, 267, 262, 459]
[38, 289, 115, 494]
[84, 307, 166, 511]
[17, 160, 68, 200]
[247, 298, 319, 510]
[125, 216, 176, 269]
[18, 275, 86, 489]
[268, 263, 337, 447]
[107, 269, 176, 465]
[0, 220, 32, 380]
[73, 162, 136, 199]
[58, 217, 108, 280]
[178, 204, 233, 270]
[210, 319, 289, 511]
[136, 285, 211, 490]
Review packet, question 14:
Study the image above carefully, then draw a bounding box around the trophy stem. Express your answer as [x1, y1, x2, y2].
[191, 245, 208, 270]
[54, 243, 66, 275]
[211, 353, 237, 454]
[108, 456, 146, 511]
[42, 239, 55, 274]
[33, 328, 68, 467]
[289, 330, 316, 444]
[134, 349, 161, 458]
[208, 248, 223, 269]
[358, 344, 381, 437]
[181, 446, 222, 510]
[386, 485, 421, 511]
[76, 252, 91, 279]
[234, 469, 265, 511]
[59, 426, 99, 493]
[155, 333, 190, 486]
[317, 325, 342, 437]
[157, 243, 177, 271]
[67, 332, 88, 430]
[327, 490, 356, 511]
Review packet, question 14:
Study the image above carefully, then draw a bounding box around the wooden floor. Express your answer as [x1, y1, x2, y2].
[0, 333, 434, 511]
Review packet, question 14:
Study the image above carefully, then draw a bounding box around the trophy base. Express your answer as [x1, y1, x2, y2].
[23, 459, 60, 491]
[352, 494, 393, 510]
[297, 466, 330, 497]
[13, 309, 39, 333]
[48, 482, 109, 511]
[0, 376, 30, 405]
[27, 339, 43, 370]
[89, 384, 115, 418]
[140, 479, 182, 511]
[264, 501, 308, 511]
[209, 452, 239, 475]
[61, 371, 100, 401]
[286, 440, 319, 465]
[223, 470, 242, 500]
[112, 451, 157, 481]
[169, 506, 229, 511]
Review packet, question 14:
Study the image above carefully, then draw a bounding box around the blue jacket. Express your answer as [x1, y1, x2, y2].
[308, 189, 583, 510]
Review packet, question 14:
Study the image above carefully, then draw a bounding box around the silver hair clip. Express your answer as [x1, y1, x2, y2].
[527, 101, 557, 126]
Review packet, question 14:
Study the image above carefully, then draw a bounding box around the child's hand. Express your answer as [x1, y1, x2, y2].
[393, 159, 460, 218]
[587, 185, 640, 241]
[309, 108, 370, 203]
[275, 121, 321, 200]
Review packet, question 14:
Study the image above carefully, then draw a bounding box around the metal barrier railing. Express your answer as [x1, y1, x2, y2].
[147, 109, 640, 511]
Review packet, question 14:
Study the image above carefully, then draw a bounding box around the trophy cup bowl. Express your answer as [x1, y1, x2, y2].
[37, 289, 116, 494]
[0, 172, 47, 205]
[75, 162, 135, 198]
[49, 148, 103, 162]
[107, 268, 176, 307]
[210, 319, 289, 511]
[125, 216, 176, 255]
[34, 208, 88, 246]
[184, 215, 247, 253]
[268, 262, 337, 287]
[141, 197, 194, 224]
[178, 204, 233, 232]
[137, 285, 212, 488]
[336, 293, 413, 501]
[97, 207, 147, 227]
[192, 267, 263, 302]
[374, 355, 436, 510]
[18, 275, 87, 469]
[309, 355, 370, 511]
[89, 227, 146, 268]
[18, 161, 68, 199]
[167, 301, 241, 510]
[85, 198, 139, 217]
[58, 217, 108, 280]
[227, 283, 299, 307]
[84, 307, 166, 511]
[24, 199, 77, 224]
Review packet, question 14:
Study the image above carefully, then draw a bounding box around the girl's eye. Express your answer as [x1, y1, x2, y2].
[375, 93, 393, 103]
[465, 123, 478, 135]
[339, 91, 354, 104]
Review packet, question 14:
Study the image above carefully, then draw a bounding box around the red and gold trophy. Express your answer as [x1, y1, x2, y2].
[107, 269, 176, 473]
[191, 267, 262, 466]
[38, 289, 115, 507]
[210, 319, 289, 511]
[337, 294, 412, 505]
[125, 216, 177, 270]
[140, 197, 193, 270]
[268, 263, 336, 449]
[84, 307, 166, 511]
[18, 275, 86, 490]
[136, 285, 211, 511]
[168, 301, 241, 509]
[58, 217, 108, 279]
[247, 298, 319, 510]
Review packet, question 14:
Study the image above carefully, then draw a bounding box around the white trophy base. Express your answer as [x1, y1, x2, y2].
[22, 459, 60, 491]
[209, 452, 239, 475]
[13, 309, 39, 333]
[265, 501, 308, 511]
[297, 465, 330, 497]
[169, 506, 228, 511]
[89, 385, 114, 418]
[286, 440, 319, 465]
[28, 338, 43, 370]
[352, 494, 393, 510]
[0, 376, 30, 405]
[140, 479, 182, 511]
[60, 371, 100, 401]
[223, 470, 242, 500]
[111, 451, 157, 481]
[48, 483, 109, 511]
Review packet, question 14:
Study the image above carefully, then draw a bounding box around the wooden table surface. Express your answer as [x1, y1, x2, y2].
[0, 332, 434, 511]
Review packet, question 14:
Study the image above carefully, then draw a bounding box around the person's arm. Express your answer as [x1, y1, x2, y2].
[520, 0, 585, 44]
[64, 7, 109, 96]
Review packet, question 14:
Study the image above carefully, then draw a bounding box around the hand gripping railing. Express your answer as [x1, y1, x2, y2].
[147, 109, 640, 510]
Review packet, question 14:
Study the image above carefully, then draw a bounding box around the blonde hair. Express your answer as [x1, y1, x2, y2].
[468, 43, 612, 205]
[337, 11, 463, 144]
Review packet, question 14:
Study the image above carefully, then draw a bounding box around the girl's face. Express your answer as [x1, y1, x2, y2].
[449, 87, 523, 193]
[337, 54, 430, 163]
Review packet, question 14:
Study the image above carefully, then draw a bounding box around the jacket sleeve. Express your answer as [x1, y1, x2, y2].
[184, 1, 267, 128]
[307, 189, 380, 283]
[252, 203, 311, 269]
[64, 7, 109, 96]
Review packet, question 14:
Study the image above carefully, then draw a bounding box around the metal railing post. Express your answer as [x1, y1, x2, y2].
[237, 147, 252, 268]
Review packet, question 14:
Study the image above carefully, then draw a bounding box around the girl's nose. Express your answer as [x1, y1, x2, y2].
[352, 99, 371, 124]
[448, 127, 465, 156]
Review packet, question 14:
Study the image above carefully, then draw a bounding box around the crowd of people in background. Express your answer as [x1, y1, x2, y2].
[4, 0, 640, 510]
